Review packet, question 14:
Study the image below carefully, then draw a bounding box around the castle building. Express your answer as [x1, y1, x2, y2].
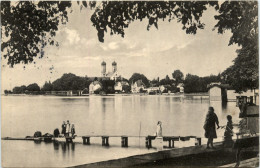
[101, 61, 120, 80]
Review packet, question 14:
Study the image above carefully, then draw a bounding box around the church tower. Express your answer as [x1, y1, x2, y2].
[112, 61, 117, 73]
[101, 61, 106, 77]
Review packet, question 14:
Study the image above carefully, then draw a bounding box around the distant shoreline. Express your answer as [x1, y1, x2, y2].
[2, 93, 209, 97]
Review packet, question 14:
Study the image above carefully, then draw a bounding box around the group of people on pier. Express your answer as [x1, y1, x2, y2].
[61, 120, 76, 137]
[203, 106, 233, 149]
[56, 107, 233, 148]
[155, 106, 234, 149]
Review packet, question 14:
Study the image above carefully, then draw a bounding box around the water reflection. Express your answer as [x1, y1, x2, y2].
[2, 95, 244, 167]
[222, 101, 227, 110]
[34, 140, 42, 145]
[53, 141, 59, 150]
[53, 141, 75, 157]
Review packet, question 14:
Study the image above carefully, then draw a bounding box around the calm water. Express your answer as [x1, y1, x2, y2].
[2, 95, 240, 167]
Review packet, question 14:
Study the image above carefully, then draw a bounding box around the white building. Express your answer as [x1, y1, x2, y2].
[146, 87, 160, 94]
[89, 81, 102, 94]
[177, 83, 184, 93]
[131, 80, 145, 93]
[208, 83, 229, 101]
[114, 81, 129, 92]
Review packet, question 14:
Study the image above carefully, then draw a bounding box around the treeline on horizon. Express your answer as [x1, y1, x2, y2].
[5, 70, 226, 95]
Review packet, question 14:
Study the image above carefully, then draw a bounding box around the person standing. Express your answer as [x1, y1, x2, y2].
[156, 121, 162, 137]
[223, 115, 233, 147]
[203, 107, 219, 149]
[61, 121, 66, 136]
[71, 124, 76, 137]
[65, 120, 70, 137]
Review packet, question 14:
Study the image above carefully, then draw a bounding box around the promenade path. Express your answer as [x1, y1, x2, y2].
[72, 143, 258, 167]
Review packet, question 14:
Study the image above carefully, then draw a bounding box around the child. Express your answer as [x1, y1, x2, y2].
[156, 121, 162, 137]
[71, 124, 76, 138]
[223, 115, 233, 147]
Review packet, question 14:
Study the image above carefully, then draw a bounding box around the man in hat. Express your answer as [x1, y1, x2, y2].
[203, 107, 219, 149]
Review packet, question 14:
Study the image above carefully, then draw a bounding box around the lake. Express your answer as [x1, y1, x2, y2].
[2, 95, 240, 167]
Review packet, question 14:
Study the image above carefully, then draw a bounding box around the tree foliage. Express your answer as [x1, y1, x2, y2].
[26, 83, 40, 91]
[91, 1, 218, 42]
[172, 70, 184, 85]
[150, 78, 160, 87]
[216, 1, 258, 92]
[100, 79, 115, 94]
[52, 73, 90, 91]
[184, 74, 221, 93]
[222, 45, 258, 92]
[129, 73, 150, 87]
[12, 85, 27, 94]
[42, 81, 53, 91]
[1, 1, 72, 67]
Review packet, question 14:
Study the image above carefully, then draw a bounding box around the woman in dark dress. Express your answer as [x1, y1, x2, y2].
[204, 107, 219, 149]
[61, 121, 66, 136]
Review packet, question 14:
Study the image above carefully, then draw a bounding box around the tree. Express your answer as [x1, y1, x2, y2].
[172, 70, 184, 85]
[129, 73, 150, 87]
[122, 85, 131, 93]
[2, 1, 218, 66]
[214, 1, 258, 92]
[12, 85, 27, 94]
[1, 1, 73, 67]
[42, 81, 53, 91]
[52, 73, 89, 91]
[27, 83, 40, 91]
[20, 85, 27, 93]
[4, 90, 8, 94]
[151, 78, 159, 87]
[159, 75, 173, 86]
[100, 79, 115, 94]
[184, 74, 200, 93]
[91, 1, 218, 42]
[13, 86, 22, 94]
[184, 73, 222, 93]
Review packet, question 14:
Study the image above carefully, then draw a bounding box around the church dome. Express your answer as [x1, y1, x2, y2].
[112, 61, 117, 66]
[101, 61, 106, 65]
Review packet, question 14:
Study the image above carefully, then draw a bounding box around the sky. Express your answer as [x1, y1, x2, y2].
[1, 2, 240, 90]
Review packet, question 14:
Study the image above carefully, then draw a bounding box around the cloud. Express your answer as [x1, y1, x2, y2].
[176, 40, 194, 50]
[64, 28, 80, 45]
[108, 42, 119, 50]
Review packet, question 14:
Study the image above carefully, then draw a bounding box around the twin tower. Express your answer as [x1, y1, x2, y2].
[101, 61, 117, 77]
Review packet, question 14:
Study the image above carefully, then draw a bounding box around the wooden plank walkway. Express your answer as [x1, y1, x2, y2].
[220, 157, 259, 167]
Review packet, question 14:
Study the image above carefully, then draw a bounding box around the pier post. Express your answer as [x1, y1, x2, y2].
[102, 136, 109, 146]
[195, 137, 201, 146]
[121, 136, 128, 147]
[145, 137, 150, 148]
[172, 140, 175, 148]
[86, 137, 90, 145]
[149, 139, 152, 148]
[145, 137, 148, 147]
[145, 137, 152, 148]
[66, 137, 73, 143]
[82, 137, 90, 145]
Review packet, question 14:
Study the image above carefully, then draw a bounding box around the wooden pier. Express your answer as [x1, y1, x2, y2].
[2, 135, 202, 149]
